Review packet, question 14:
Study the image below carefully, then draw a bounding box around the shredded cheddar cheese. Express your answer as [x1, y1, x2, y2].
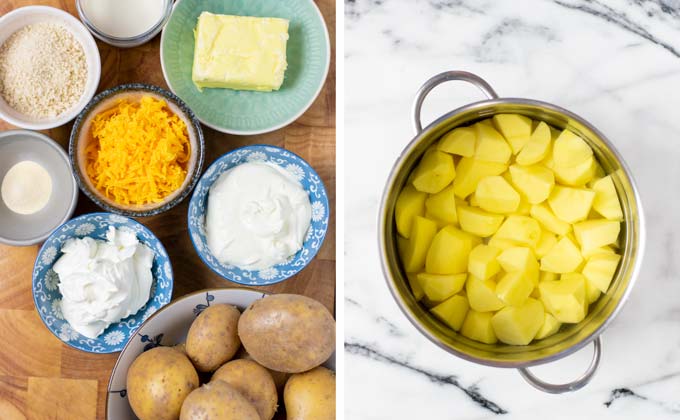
[85, 96, 190, 206]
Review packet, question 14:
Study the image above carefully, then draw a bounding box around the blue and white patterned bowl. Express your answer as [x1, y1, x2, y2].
[32, 212, 173, 353]
[188, 145, 329, 285]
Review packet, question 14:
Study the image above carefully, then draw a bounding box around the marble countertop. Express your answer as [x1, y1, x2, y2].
[344, 0, 680, 418]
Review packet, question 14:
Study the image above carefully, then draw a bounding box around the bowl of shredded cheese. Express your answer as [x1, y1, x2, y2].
[69, 83, 205, 217]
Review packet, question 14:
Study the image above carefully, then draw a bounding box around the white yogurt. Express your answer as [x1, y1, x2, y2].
[206, 162, 311, 270]
[53, 226, 154, 339]
[80, 0, 166, 38]
[1, 160, 52, 215]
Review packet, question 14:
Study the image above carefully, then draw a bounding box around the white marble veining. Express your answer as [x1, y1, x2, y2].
[344, 0, 680, 418]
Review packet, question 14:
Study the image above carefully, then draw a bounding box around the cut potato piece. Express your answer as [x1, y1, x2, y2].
[492, 114, 532, 154]
[553, 156, 596, 186]
[454, 158, 507, 199]
[497, 247, 539, 285]
[535, 230, 558, 258]
[406, 273, 424, 301]
[516, 121, 551, 165]
[530, 203, 571, 236]
[400, 216, 438, 273]
[475, 176, 520, 214]
[540, 235, 583, 273]
[591, 176, 623, 220]
[583, 274, 602, 304]
[534, 313, 561, 340]
[458, 205, 504, 237]
[496, 271, 534, 306]
[582, 252, 621, 292]
[548, 186, 595, 223]
[509, 164, 555, 204]
[461, 310, 497, 344]
[412, 149, 456, 194]
[474, 123, 511, 163]
[573, 219, 620, 255]
[553, 129, 593, 167]
[438, 127, 476, 157]
[492, 216, 541, 249]
[417, 273, 467, 303]
[431, 294, 469, 331]
[466, 275, 505, 312]
[491, 298, 544, 345]
[425, 185, 458, 224]
[426, 226, 481, 274]
[539, 275, 587, 323]
[468, 244, 501, 281]
[540, 271, 558, 283]
[395, 184, 427, 238]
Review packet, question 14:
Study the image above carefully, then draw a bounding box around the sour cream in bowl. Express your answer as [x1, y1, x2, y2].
[32, 212, 173, 353]
[188, 145, 330, 285]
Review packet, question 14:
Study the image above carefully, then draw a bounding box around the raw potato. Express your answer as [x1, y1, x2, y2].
[412, 148, 456, 193]
[127, 347, 199, 420]
[395, 184, 426, 238]
[236, 348, 291, 392]
[186, 304, 241, 372]
[238, 294, 335, 373]
[394, 115, 625, 346]
[211, 359, 278, 420]
[180, 380, 259, 420]
[284, 367, 336, 420]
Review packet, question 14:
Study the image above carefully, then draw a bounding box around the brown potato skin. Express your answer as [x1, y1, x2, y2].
[284, 367, 336, 420]
[186, 304, 241, 372]
[237, 347, 291, 392]
[127, 346, 199, 420]
[211, 359, 278, 420]
[238, 294, 335, 373]
[180, 380, 259, 420]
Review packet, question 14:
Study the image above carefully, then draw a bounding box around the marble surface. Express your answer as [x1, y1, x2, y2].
[344, 0, 680, 418]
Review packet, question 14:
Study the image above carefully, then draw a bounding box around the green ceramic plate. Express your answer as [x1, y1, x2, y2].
[160, 0, 330, 135]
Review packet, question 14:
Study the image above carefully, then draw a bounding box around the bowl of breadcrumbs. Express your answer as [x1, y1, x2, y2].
[0, 6, 100, 130]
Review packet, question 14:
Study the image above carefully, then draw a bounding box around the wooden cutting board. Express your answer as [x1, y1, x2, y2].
[0, 1, 336, 419]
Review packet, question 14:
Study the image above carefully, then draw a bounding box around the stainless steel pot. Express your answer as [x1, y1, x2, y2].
[379, 71, 645, 393]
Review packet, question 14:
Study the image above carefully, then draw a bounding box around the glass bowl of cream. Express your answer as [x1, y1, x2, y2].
[76, 0, 173, 48]
[32, 212, 173, 353]
[187, 145, 330, 285]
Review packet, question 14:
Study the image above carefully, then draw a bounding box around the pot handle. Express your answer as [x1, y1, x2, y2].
[518, 336, 602, 394]
[412, 71, 499, 134]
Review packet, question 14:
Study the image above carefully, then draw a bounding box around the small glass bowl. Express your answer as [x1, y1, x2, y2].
[76, 0, 173, 48]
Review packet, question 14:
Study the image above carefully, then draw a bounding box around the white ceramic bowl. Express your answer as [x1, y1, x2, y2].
[0, 6, 101, 130]
[107, 288, 335, 419]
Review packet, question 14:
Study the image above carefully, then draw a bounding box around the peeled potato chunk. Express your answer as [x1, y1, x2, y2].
[516, 121, 551, 165]
[540, 235, 583, 273]
[399, 216, 437, 273]
[458, 205, 504, 237]
[492, 114, 532, 154]
[582, 252, 621, 292]
[509, 164, 555, 204]
[583, 274, 602, 304]
[491, 298, 544, 345]
[553, 129, 593, 167]
[454, 158, 507, 198]
[417, 273, 467, 303]
[591, 175, 623, 220]
[395, 184, 427, 238]
[573, 219, 620, 255]
[431, 294, 469, 331]
[548, 186, 595, 223]
[475, 176, 520, 214]
[426, 226, 480, 274]
[412, 148, 456, 193]
[535, 229, 558, 258]
[534, 312, 561, 340]
[474, 123, 511, 163]
[468, 244, 501, 280]
[497, 247, 539, 285]
[466, 275, 505, 312]
[492, 216, 541, 249]
[425, 184, 458, 225]
[539, 275, 587, 323]
[406, 273, 424, 301]
[530, 203, 571, 236]
[438, 127, 476, 157]
[553, 156, 597, 186]
[496, 271, 534, 306]
[461, 310, 497, 344]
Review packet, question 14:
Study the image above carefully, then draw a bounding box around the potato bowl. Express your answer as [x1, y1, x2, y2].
[106, 288, 335, 419]
[378, 71, 645, 393]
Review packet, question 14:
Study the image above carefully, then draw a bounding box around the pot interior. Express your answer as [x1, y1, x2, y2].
[380, 98, 643, 367]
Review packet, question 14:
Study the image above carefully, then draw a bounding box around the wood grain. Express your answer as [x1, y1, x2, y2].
[0, 1, 336, 418]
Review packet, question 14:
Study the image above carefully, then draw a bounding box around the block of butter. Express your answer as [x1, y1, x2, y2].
[192, 12, 290, 92]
